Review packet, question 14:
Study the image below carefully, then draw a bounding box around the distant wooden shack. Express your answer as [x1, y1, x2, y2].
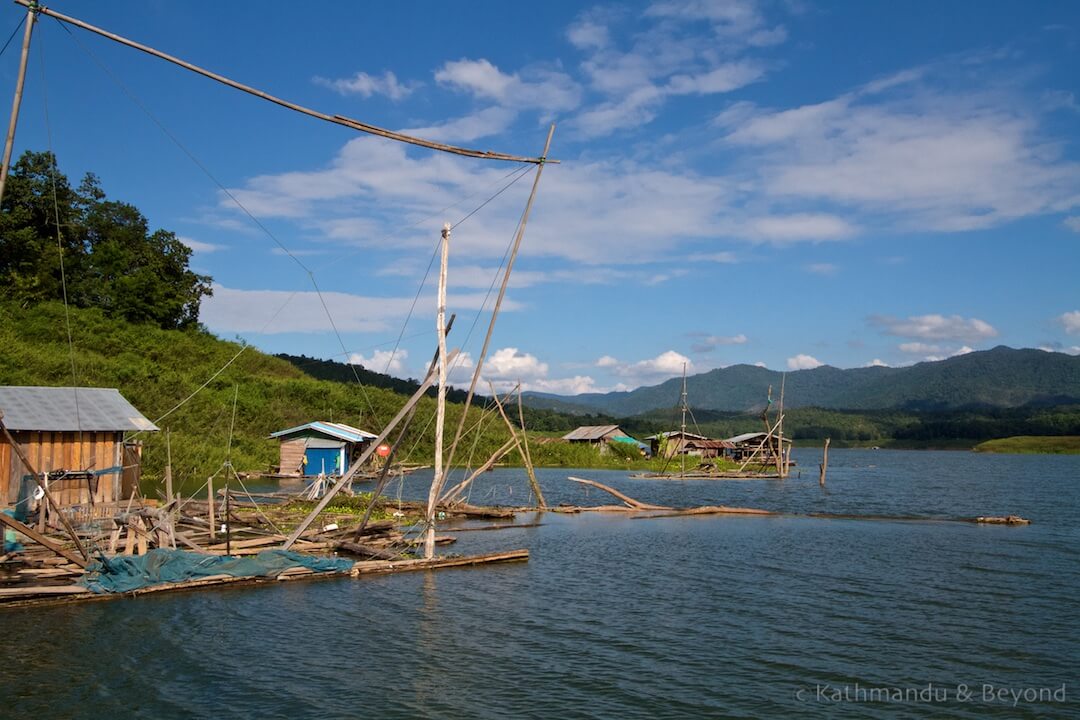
[0, 386, 157, 510]
[724, 432, 792, 463]
[270, 421, 377, 477]
[644, 430, 708, 459]
[682, 438, 734, 459]
[561, 425, 633, 454]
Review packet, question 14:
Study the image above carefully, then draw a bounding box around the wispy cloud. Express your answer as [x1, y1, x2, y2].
[870, 314, 998, 343]
[688, 332, 748, 353]
[200, 284, 520, 335]
[314, 70, 418, 100]
[718, 68, 1080, 232]
[178, 236, 223, 253]
[805, 262, 838, 275]
[435, 59, 581, 111]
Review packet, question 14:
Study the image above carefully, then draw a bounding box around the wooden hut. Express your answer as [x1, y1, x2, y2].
[644, 430, 708, 459]
[561, 425, 633, 454]
[0, 386, 157, 511]
[724, 432, 792, 463]
[270, 421, 376, 477]
[682, 438, 734, 459]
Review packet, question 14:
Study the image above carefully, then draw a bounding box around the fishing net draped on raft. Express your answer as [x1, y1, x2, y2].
[77, 549, 354, 594]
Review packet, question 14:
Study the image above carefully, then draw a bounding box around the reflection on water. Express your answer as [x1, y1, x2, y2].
[1, 450, 1078, 719]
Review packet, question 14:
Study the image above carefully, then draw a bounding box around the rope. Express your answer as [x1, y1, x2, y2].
[0, 14, 24, 59]
[37, 30, 85, 456]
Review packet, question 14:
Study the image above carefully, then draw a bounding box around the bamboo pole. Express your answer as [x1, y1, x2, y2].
[423, 223, 450, 560]
[164, 428, 173, 504]
[440, 437, 517, 504]
[282, 349, 458, 549]
[487, 382, 545, 508]
[516, 389, 544, 508]
[776, 373, 786, 478]
[207, 476, 215, 540]
[0, 413, 89, 561]
[445, 124, 556, 470]
[819, 437, 830, 487]
[13, 1, 551, 165]
[0, 509, 86, 568]
[0, 2, 36, 205]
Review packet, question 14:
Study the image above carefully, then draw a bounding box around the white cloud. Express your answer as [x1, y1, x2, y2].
[220, 136, 748, 265]
[744, 214, 857, 242]
[753, 361, 767, 368]
[720, 76, 1080, 231]
[478, 347, 601, 395]
[483, 347, 549, 381]
[805, 262, 838, 276]
[593, 350, 694, 388]
[404, 107, 518, 143]
[349, 348, 409, 375]
[871, 314, 998, 342]
[787, 353, 823, 370]
[618, 350, 692, 377]
[1039, 345, 1080, 356]
[865, 358, 889, 367]
[179, 236, 223, 253]
[667, 61, 766, 96]
[314, 71, 417, 100]
[434, 59, 581, 111]
[687, 251, 738, 263]
[566, 13, 611, 50]
[1060, 310, 1080, 334]
[199, 284, 519, 335]
[1065, 216, 1080, 233]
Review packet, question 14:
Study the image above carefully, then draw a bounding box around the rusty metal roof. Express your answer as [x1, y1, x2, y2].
[684, 439, 734, 449]
[561, 425, 625, 441]
[0, 386, 158, 432]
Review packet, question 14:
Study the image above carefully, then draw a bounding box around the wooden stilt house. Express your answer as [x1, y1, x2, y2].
[0, 386, 158, 511]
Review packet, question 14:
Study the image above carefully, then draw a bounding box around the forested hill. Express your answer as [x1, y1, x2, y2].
[525, 347, 1080, 416]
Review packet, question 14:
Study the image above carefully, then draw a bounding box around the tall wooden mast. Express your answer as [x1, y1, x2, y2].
[0, 1, 38, 204]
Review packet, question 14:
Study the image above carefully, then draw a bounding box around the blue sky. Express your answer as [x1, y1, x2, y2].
[4, 1, 1079, 395]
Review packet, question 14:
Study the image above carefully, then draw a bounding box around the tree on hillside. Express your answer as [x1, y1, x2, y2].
[0, 150, 212, 329]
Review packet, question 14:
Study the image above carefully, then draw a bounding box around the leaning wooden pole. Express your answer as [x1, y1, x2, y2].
[0, 413, 88, 561]
[0, 2, 37, 205]
[776, 373, 786, 478]
[516, 389, 544, 508]
[487, 382, 545, 508]
[445, 124, 556, 471]
[423, 223, 451, 560]
[282, 349, 458, 549]
[819, 437, 830, 487]
[13, 1, 552, 165]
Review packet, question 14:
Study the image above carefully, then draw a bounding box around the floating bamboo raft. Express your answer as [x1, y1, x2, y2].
[0, 491, 530, 609]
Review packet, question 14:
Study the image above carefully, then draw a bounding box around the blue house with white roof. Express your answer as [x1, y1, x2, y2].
[270, 421, 377, 477]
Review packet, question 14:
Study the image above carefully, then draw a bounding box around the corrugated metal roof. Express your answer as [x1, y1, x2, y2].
[561, 425, 624, 441]
[726, 432, 792, 444]
[0, 386, 158, 432]
[643, 431, 708, 441]
[685, 439, 734, 449]
[270, 421, 376, 443]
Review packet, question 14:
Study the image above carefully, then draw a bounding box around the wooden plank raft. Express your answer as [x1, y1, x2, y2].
[0, 549, 529, 609]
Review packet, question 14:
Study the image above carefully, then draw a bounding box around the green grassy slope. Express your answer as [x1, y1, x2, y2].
[0, 302, 512, 492]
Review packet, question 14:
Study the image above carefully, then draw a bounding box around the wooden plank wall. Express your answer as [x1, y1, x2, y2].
[2, 431, 122, 507]
[279, 438, 306, 476]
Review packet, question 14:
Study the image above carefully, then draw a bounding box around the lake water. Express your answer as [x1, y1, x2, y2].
[1, 449, 1078, 718]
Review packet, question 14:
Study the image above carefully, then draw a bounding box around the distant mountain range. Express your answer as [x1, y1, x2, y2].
[524, 347, 1080, 416]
